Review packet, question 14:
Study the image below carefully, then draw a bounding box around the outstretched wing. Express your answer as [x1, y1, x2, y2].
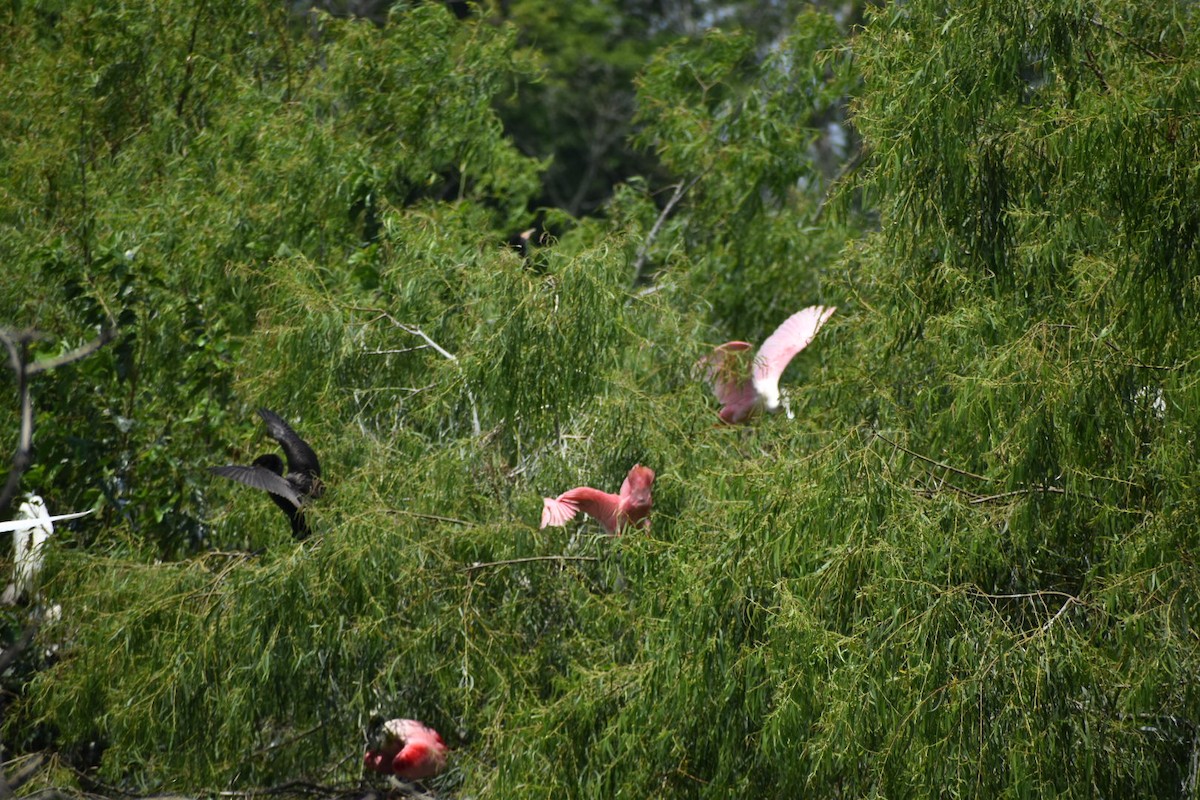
[697, 342, 761, 422]
[209, 465, 303, 507]
[752, 306, 835, 397]
[541, 495, 580, 528]
[0, 509, 92, 533]
[258, 409, 321, 477]
[540, 487, 622, 533]
[697, 342, 753, 404]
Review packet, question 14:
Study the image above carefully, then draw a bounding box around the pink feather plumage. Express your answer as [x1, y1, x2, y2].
[700, 305, 835, 424]
[364, 718, 448, 780]
[540, 464, 655, 534]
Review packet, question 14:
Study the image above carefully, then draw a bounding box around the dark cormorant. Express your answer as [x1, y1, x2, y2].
[209, 409, 324, 539]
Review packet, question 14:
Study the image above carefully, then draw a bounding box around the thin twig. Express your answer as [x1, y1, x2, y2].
[1089, 16, 1172, 62]
[969, 487, 1065, 504]
[630, 174, 702, 285]
[909, 478, 985, 501]
[351, 307, 480, 436]
[388, 509, 475, 526]
[1082, 47, 1108, 91]
[873, 431, 989, 482]
[1184, 724, 1200, 799]
[817, 143, 867, 220]
[216, 780, 342, 798]
[362, 346, 429, 356]
[250, 722, 327, 758]
[969, 588, 1079, 602]
[1038, 596, 1076, 634]
[463, 555, 600, 573]
[1101, 339, 1176, 371]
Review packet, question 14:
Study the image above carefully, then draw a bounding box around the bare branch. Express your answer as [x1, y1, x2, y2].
[464, 555, 600, 573]
[630, 174, 703, 285]
[350, 308, 458, 361]
[969, 487, 1066, 504]
[6, 754, 45, 792]
[1038, 595, 1076, 634]
[0, 331, 32, 513]
[350, 307, 480, 436]
[969, 588, 1080, 602]
[873, 431, 989, 482]
[27, 326, 117, 375]
[387, 509, 475, 526]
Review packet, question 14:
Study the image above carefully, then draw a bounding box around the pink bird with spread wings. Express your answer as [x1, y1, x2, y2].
[540, 464, 655, 534]
[700, 305, 835, 424]
[363, 718, 448, 780]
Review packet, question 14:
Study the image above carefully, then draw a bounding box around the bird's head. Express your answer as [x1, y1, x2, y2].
[20, 494, 48, 518]
[621, 465, 655, 511]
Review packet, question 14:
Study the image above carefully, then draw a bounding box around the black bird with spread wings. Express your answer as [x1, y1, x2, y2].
[209, 409, 324, 539]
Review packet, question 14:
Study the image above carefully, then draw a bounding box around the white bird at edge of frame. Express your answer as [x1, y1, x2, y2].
[1, 494, 93, 605]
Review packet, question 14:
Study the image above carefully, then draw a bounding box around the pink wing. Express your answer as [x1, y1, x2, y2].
[752, 306, 835, 395]
[698, 341, 752, 404]
[541, 487, 622, 533]
[541, 495, 580, 528]
[698, 342, 761, 423]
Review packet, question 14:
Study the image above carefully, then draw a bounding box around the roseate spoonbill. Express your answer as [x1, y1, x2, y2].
[209, 409, 323, 539]
[540, 464, 655, 534]
[364, 718, 448, 780]
[700, 305, 835, 424]
[1, 494, 92, 605]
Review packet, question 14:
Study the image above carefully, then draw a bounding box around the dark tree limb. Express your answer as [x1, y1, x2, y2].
[6, 754, 45, 792]
[175, 0, 211, 118]
[0, 621, 40, 674]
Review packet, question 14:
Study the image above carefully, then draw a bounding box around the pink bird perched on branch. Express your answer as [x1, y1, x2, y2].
[363, 718, 448, 780]
[540, 464, 655, 534]
[699, 305, 835, 424]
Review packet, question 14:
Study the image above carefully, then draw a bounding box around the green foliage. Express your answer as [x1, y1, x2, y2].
[633, 13, 856, 330]
[1, 0, 1197, 798]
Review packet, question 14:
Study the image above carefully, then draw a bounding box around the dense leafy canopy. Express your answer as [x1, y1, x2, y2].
[1, 0, 1197, 797]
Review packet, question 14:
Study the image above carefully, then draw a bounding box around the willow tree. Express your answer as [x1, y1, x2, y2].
[789, 0, 1200, 795]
